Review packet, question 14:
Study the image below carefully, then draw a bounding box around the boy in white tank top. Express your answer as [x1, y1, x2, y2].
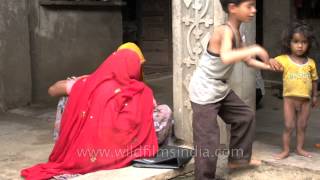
[188, 0, 282, 179]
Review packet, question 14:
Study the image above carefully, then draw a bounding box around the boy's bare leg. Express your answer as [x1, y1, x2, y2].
[48, 80, 68, 97]
[296, 100, 312, 158]
[274, 98, 295, 160]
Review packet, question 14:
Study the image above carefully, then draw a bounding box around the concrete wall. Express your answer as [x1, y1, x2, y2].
[29, 0, 123, 103]
[0, 0, 31, 110]
[263, 0, 291, 57]
[0, 0, 123, 110]
[263, 0, 291, 82]
[307, 20, 320, 62]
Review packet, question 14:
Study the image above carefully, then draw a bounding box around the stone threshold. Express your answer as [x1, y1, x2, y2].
[73, 159, 194, 180]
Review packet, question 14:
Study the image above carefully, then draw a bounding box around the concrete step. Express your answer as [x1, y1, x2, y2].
[74, 160, 194, 180]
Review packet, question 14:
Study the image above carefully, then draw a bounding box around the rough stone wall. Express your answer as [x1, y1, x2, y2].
[0, 0, 31, 110]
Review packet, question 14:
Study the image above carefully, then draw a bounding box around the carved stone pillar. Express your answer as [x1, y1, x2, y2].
[173, 0, 256, 145]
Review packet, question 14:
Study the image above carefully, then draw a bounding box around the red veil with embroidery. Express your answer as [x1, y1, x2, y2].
[21, 49, 158, 179]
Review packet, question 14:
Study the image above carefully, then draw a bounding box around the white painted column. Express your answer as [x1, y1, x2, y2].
[173, 0, 256, 145]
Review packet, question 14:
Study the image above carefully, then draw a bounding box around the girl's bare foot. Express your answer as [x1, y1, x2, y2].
[274, 151, 289, 160]
[296, 149, 312, 158]
[228, 159, 261, 169]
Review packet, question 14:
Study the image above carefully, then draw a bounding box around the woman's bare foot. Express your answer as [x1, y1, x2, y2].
[274, 151, 289, 160]
[228, 159, 261, 169]
[296, 149, 312, 158]
[315, 144, 320, 149]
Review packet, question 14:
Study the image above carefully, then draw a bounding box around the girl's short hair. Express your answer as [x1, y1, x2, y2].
[219, 0, 247, 13]
[281, 21, 317, 56]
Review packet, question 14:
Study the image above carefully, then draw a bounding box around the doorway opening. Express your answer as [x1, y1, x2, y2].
[256, 0, 263, 46]
[122, 0, 172, 77]
[122, 0, 173, 106]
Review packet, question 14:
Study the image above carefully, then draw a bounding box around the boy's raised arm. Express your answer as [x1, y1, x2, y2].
[244, 58, 283, 71]
[268, 58, 283, 71]
[220, 28, 269, 64]
[244, 57, 271, 70]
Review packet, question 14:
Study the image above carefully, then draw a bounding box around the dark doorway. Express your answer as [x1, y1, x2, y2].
[122, 0, 172, 76]
[295, 0, 320, 19]
[256, 0, 263, 45]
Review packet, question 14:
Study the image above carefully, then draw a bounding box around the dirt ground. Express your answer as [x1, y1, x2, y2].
[1, 77, 320, 180]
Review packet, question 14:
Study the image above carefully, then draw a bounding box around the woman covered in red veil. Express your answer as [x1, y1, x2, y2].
[21, 43, 159, 180]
